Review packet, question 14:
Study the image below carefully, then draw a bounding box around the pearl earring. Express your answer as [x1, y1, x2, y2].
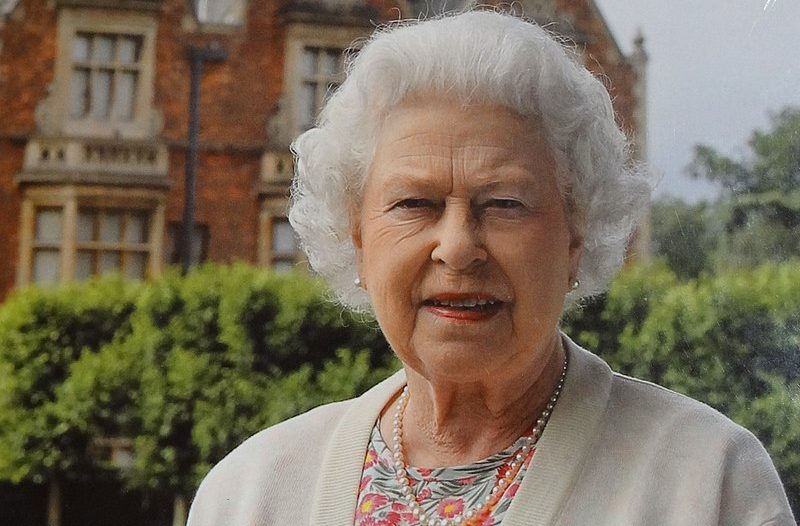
[354, 277, 362, 287]
[571, 279, 580, 291]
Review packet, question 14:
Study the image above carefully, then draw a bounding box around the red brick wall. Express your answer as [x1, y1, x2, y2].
[164, 150, 262, 263]
[0, 0, 58, 299]
[0, 0, 57, 134]
[553, 0, 637, 135]
[156, 1, 285, 146]
[155, 1, 288, 266]
[0, 139, 24, 296]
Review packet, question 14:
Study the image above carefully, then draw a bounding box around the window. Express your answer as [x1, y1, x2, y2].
[69, 32, 143, 123]
[194, 0, 246, 26]
[31, 208, 64, 284]
[296, 46, 343, 132]
[269, 217, 298, 271]
[29, 206, 153, 283]
[282, 25, 368, 143]
[165, 222, 209, 266]
[75, 208, 150, 280]
[18, 188, 165, 286]
[51, 9, 158, 138]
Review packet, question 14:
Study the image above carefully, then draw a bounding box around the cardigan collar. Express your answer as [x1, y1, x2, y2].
[309, 335, 614, 525]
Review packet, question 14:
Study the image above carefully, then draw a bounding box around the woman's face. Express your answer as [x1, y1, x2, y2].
[352, 99, 582, 384]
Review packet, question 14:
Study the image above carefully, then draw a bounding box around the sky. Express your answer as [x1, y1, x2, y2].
[593, 0, 800, 202]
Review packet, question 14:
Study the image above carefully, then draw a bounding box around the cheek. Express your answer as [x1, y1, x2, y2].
[500, 234, 572, 293]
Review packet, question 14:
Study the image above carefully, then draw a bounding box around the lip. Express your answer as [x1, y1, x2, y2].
[426, 292, 499, 302]
[422, 292, 505, 322]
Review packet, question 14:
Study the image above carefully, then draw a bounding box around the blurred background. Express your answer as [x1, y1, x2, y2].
[0, 1, 797, 525]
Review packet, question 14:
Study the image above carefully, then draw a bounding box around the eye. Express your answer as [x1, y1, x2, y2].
[394, 198, 434, 209]
[484, 198, 524, 209]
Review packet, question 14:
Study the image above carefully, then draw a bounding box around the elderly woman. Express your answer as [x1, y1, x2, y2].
[187, 10, 794, 526]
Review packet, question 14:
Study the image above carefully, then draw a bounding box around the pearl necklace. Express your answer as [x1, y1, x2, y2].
[390, 354, 568, 526]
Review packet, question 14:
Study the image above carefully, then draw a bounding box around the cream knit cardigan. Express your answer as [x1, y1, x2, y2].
[187, 337, 795, 526]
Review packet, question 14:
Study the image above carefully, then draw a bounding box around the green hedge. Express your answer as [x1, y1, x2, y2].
[0, 265, 396, 497]
[0, 261, 797, 511]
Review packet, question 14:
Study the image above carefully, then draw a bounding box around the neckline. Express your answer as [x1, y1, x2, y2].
[308, 334, 615, 526]
[371, 420, 533, 473]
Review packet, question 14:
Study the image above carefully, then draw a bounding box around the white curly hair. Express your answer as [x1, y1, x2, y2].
[289, 9, 654, 311]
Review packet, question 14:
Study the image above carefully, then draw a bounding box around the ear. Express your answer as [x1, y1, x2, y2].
[567, 230, 583, 285]
[349, 204, 364, 275]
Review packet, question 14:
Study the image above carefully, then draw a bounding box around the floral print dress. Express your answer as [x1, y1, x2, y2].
[355, 422, 535, 526]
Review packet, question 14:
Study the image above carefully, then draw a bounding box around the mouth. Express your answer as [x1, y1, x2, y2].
[422, 293, 505, 320]
[423, 298, 501, 310]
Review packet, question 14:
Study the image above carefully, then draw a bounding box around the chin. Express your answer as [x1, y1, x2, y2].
[415, 344, 517, 380]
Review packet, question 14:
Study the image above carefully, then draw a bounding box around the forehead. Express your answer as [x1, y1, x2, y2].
[368, 99, 557, 188]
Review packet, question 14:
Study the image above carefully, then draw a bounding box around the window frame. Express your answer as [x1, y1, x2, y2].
[283, 24, 369, 140]
[52, 8, 158, 139]
[258, 199, 303, 271]
[17, 185, 166, 286]
[164, 221, 210, 267]
[74, 207, 153, 281]
[267, 216, 298, 271]
[193, 0, 247, 28]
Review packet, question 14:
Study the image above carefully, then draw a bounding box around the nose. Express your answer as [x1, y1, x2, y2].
[430, 202, 487, 271]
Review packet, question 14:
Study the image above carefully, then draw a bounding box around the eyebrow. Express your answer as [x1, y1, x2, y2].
[376, 169, 541, 197]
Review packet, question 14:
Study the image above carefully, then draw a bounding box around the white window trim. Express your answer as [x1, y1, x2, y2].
[194, 0, 247, 27]
[51, 8, 158, 139]
[258, 198, 304, 270]
[17, 185, 166, 286]
[282, 23, 370, 142]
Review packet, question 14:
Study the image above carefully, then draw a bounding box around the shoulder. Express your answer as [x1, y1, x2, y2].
[564, 340, 792, 521]
[604, 372, 793, 522]
[187, 370, 406, 525]
[609, 371, 739, 432]
[218, 397, 353, 472]
[606, 370, 766, 461]
[187, 399, 354, 525]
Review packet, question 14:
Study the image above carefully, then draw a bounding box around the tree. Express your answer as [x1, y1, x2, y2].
[688, 107, 800, 195]
[649, 199, 720, 279]
[685, 106, 800, 268]
[124, 264, 396, 517]
[0, 278, 141, 526]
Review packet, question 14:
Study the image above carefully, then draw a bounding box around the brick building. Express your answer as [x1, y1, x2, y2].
[0, 0, 646, 304]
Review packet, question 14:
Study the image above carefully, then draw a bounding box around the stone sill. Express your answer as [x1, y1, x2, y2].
[16, 171, 170, 189]
[254, 180, 292, 198]
[55, 0, 163, 12]
[24, 137, 169, 178]
[279, 1, 379, 28]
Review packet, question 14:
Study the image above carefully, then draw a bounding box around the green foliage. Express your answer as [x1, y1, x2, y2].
[675, 107, 800, 273]
[0, 278, 140, 483]
[119, 264, 395, 495]
[650, 195, 800, 276]
[0, 265, 395, 497]
[649, 199, 719, 278]
[688, 107, 800, 195]
[566, 262, 800, 510]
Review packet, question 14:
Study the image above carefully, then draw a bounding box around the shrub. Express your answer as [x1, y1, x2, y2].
[0, 277, 141, 483]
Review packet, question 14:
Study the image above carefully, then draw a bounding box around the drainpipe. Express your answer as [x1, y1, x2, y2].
[183, 42, 227, 274]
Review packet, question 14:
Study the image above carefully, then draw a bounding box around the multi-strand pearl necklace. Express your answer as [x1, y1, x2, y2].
[390, 354, 568, 526]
